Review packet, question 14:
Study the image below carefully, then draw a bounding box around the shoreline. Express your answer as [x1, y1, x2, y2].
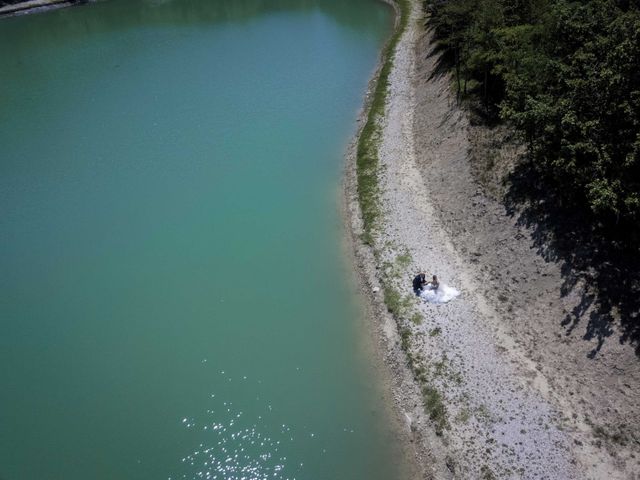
[0, 0, 86, 18]
[342, 1, 449, 478]
[5, 0, 635, 475]
[344, 0, 638, 478]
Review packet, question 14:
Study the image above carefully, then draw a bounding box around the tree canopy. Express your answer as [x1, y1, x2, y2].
[425, 0, 640, 227]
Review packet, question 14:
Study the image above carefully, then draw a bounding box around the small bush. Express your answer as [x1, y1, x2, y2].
[383, 286, 402, 314]
[422, 385, 448, 435]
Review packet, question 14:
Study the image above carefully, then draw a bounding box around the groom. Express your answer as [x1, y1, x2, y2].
[412, 271, 427, 295]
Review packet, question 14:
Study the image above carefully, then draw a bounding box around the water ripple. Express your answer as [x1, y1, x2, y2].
[170, 372, 306, 480]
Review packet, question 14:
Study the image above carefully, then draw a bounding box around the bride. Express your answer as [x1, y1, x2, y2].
[421, 275, 459, 304]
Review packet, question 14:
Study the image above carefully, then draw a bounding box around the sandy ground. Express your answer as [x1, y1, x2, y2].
[345, 0, 639, 478]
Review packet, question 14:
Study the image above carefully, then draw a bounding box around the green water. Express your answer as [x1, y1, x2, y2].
[0, 1, 400, 479]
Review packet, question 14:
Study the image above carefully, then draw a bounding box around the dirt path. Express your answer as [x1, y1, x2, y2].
[346, 0, 639, 478]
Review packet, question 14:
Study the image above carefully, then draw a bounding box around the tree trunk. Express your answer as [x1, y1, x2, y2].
[455, 46, 461, 103]
[484, 68, 488, 110]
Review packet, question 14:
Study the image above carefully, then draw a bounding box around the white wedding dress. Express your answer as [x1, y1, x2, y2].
[420, 283, 460, 304]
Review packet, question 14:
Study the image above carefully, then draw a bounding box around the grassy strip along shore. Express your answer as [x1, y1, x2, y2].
[357, 0, 450, 439]
[356, 0, 409, 246]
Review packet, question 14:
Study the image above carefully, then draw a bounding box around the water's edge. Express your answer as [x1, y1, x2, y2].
[0, 0, 95, 18]
[340, 1, 433, 479]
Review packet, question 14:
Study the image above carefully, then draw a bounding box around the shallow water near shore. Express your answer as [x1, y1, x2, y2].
[0, 1, 401, 478]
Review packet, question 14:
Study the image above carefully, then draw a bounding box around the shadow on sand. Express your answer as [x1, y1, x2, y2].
[505, 159, 640, 358]
[420, 24, 639, 359]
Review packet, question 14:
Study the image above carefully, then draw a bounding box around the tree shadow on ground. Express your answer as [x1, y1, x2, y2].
[504, 159, 640, 358]
[425, 35, 454, 81]
[424, 38, 503, 126]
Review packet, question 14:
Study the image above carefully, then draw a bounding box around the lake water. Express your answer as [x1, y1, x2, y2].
[0, 1, 403, 479]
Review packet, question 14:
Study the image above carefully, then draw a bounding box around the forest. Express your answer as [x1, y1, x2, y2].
[425, 0, 640, 235]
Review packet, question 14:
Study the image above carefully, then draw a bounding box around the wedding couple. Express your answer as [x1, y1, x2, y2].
[412, 271, 438, 296]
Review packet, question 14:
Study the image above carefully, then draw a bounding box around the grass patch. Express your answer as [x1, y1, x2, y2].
[429, 326, 441, 336]
[356, 0, 410, 241]
[414, 364, 428, 383]
[381, 260, 395, 276]
[411, 311, 423, 325]
[475, 404, 491, 422]
[383, 285, 403, 315]
[395, 251, 412, 269]
[399, 326, 412, 351]
[383, 284, 414, 316]
[433, 357, 447, 377]
[455, 408, 471, 424]
[422, 385, 448, 435]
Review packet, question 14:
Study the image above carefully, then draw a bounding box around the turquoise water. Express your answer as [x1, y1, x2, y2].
[0, 1, 401, 479]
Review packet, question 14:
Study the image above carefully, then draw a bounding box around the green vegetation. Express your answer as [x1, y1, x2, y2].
[399, 326, 413, 352]
[383, 284, 414, 315]
[355, 0, 456, 436]
[411, 311, 423, 324]
[357, 0, 410, 244]
[425, 0, 640, 228]
[383, 285, 403, 314]
[395, 251, 413, 269]
[377, 247, 455, 437]
[585, 416, 637, 446]
[455, 407, 471, 424]
[422, 385, 448, 435]
[475, 403, 492, 422]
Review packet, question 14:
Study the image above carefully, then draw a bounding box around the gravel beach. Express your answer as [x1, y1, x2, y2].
[345, 0, 640, 478]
